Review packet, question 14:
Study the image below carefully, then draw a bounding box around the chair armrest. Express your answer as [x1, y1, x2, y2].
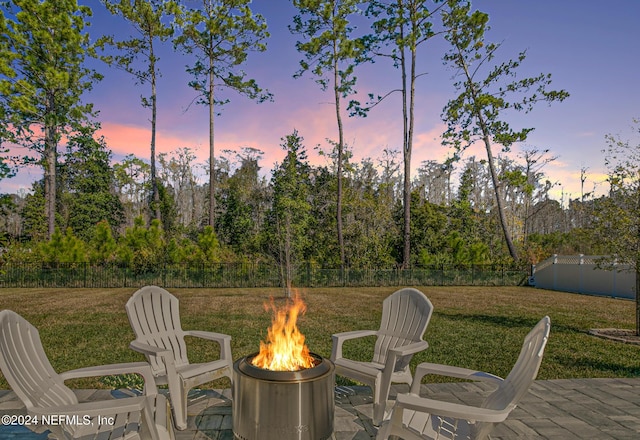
[388, 340, 429, 358]
[395, 392, 510, 423]
[410, 362, 503, 394]
[59, 362, 158, 395]
[129, 340, 178, 384]
[185, 330, 232, 360]
[129, 340, 173, 358]
[185, 330, 230, 343]
[331, 330, 378, 361]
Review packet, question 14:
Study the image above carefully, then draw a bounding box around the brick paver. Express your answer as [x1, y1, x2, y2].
[1, 378, 639, 439]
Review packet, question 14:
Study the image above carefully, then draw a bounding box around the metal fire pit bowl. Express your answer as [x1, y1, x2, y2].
[232, 352, 335, 440]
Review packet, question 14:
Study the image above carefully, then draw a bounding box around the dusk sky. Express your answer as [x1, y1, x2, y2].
[2, 0, 639, 203]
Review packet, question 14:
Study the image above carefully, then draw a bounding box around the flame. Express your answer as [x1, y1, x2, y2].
[251, 292, 316, 371]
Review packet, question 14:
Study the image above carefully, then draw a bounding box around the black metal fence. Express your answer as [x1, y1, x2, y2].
[0, 262, 529, 288]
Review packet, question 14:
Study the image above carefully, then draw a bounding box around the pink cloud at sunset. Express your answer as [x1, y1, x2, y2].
[97, 122, 201, 159]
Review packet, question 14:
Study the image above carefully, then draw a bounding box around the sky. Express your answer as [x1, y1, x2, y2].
[2, 0, 639, 204]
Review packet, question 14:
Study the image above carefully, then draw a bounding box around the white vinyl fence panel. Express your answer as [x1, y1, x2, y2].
[532, 255, 636, 299]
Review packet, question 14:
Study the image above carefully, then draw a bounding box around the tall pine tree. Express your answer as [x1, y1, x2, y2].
[291, 0, 367, 271]
[441, 0, 568, 261]
[174, 0, 271, 230]
[98, 0, 178, 222]
[0, 0, 100, 238]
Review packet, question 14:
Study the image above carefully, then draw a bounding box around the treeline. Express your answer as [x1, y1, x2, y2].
[0, 130, 600, 271]
[0, 0, 631, 284]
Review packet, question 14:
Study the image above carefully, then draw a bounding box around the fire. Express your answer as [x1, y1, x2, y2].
[251, 292, 316, 371]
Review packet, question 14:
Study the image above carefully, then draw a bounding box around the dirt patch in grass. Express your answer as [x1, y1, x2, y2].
[589, 328, 640, 346]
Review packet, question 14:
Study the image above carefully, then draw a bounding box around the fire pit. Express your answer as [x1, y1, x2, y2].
[232, 294, 335, 440]
[233, 352, 334, 440]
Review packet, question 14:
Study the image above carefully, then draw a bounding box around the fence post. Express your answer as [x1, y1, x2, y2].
[552, 254, 558, 290]
[578, 254, 584, 293]
[162, 261, 166, 287]
[612, 258, 617, 296]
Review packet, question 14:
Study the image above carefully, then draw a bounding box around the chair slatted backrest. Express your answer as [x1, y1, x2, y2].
[473, 316, 551, 439]
[126, 286, 190, 374]
[0, 310, 78, 411]
[373, 288, 433, 369]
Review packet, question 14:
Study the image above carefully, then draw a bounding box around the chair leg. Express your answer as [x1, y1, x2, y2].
[148, 395, 175, 440]
[372, 402, 384, 427]
[167, 381, 188, 430]
[373, 372, 394, 426]
[372, 383, 387, 426]
[375, 420, 391, 440]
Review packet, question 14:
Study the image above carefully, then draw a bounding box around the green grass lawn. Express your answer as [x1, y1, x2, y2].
[0, 286, 638, 390]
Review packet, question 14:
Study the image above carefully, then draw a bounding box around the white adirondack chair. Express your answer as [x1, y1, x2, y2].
[376, 316, 551, 440]
[331, 287, 434, 425]
[125, 286, 233, 430]
[0, 309, 174, 440]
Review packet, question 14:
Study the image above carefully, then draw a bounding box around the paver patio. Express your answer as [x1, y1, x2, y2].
[1, 378, 639, 439]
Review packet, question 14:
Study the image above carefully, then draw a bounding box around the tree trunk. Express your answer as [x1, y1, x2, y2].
[283, 216, 292, 298]
[405, 16, 418, 270]
[333, 41, 345, 271]
[150, 42, 161, 222]
[481, 130, 519, 261]
[399, 3, 411, 269]
[209, 53, 216, 229]
[44, 115, 57, 239]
